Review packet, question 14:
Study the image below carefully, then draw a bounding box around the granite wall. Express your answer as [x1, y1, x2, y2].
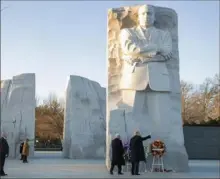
[1, 73, 35, 158]
[183, 126, 220, 160]
[62, 75, 106, 159]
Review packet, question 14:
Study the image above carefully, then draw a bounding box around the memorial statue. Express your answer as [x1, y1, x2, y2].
[119, 4, 172, 94]
[118, 4, 176, 134]
[106, 4, 189, 172]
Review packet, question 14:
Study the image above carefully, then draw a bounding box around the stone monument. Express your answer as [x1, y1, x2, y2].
[1, 73, 35, 158]
[107, 4, 189, 172]
[63, 75, 106, 159]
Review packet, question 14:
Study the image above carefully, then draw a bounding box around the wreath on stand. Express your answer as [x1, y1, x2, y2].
[149, 140, 172, 172]
[150, 140, 166, 157]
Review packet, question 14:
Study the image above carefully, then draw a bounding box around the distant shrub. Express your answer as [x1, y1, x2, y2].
[184, 117, 220, 126]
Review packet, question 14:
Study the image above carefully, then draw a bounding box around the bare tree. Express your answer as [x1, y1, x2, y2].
[181, 74, 220, 124]
[209, 91, 220, 119]
[197, 74, 219, 121]
[35, 95, 41, 107]
[58, 97, 65, 109]
[1, 3, 10, 12]
[181, 80, 194, 122]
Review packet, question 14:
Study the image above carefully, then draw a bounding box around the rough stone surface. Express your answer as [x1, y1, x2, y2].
[63, 75, 106, 159]
[106, 4, 189, 172]
[1, 73, 35, 158]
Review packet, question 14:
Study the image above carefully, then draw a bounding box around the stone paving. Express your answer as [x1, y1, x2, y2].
[2, 151, 219, 178]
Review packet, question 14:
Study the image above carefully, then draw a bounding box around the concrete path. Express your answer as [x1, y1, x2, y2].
[2, 151, 219, 178]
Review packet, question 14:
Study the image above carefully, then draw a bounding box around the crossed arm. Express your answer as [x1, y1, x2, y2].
[120, 28, 172, 63]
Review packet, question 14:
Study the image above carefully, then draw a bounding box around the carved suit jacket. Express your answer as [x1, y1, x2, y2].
[119, 26, 172, 92]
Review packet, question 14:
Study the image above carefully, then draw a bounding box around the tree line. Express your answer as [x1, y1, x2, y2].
[35, 74, 219, 140]
[181, 74, 219, 125]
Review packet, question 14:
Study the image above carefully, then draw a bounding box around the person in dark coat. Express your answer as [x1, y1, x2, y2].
[0, 133, 9, 176]
[110, 133, 125, 175]
[129, 131, 151, 175]
[19, 142, 24, 160]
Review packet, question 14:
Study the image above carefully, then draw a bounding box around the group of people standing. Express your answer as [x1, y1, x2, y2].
[0, 132, 30, 176]
[110, 131, 151, 175]
[1, 131, 151, 176]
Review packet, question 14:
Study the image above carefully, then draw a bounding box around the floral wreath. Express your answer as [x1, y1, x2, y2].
[150, 140, 166, 157]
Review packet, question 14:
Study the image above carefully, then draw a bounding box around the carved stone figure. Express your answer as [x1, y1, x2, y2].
[119, 5, 172, 92]
[106, 4, 189, 172]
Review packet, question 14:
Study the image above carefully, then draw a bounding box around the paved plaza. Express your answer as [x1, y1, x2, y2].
[2, 151, 219, 178]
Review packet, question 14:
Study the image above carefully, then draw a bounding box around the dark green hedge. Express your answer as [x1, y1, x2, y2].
[184, 117, 220, 126]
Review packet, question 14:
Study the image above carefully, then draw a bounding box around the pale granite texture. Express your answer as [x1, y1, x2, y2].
[1, 73, 35, 158]
[63, 75, 106, 159]
[107, 4, 189, 172]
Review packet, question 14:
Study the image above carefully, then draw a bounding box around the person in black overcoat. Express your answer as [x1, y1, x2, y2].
[110, 133, 125, 175]
[0, 133, 9, 176]
[129, 131, 151, 175]
[19, 142, 24, 160]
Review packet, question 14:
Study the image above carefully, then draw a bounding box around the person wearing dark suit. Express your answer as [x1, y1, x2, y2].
[19, 142, 24, 160]
[0, 133, 9, 176]
[129, 131, 151, 175]
[110, 133, 125, 175]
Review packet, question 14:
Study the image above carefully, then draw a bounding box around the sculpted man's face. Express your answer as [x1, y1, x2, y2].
[138, 5, 155, 27]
